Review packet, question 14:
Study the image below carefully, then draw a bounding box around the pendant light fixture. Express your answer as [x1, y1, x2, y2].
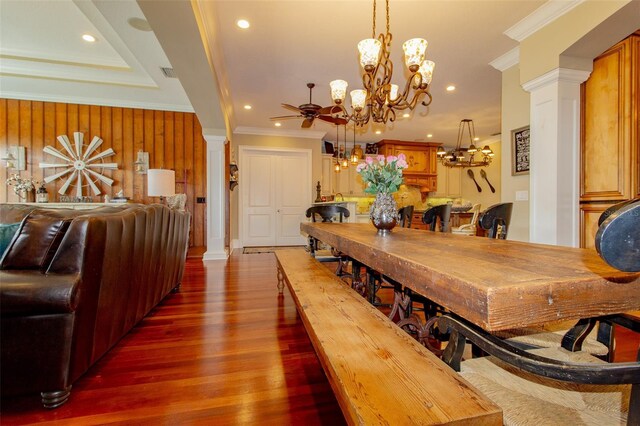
[334, 125, 341, 173]
[329, 0, 435, 126]
[350, 126, 360, 164]
[341, 125, 349, 168]
[437, 119, 494, 168]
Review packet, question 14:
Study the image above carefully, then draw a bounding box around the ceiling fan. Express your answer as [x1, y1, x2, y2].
[271, 83, 348, 128]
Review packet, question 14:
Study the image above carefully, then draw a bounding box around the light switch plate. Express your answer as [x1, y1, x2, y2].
[515, 190, 529, 201]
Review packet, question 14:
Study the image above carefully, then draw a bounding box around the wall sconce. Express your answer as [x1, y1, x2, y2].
[134, 150, 149, 174]
[1, 146, 26, 170]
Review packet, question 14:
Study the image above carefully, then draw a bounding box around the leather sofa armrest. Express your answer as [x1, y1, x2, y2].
[0, 271, 80, 316]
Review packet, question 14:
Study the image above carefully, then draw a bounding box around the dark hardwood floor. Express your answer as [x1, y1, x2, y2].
[1, 253, 345, 425]
[2, 252, 638, 425]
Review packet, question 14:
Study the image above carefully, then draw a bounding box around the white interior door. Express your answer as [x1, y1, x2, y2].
[241, 147, 311, 247]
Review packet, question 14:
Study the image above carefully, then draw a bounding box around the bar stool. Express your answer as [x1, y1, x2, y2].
[478, 202, 513, 239]
[451, 203, 481, 236]
[305, 205, 351, 278]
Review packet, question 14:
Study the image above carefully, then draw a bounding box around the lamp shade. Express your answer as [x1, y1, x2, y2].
[147, 169, 175, 197]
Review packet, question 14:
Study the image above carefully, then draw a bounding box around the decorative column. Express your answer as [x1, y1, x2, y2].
[202, 133, 228, 260]
[522, 68, 590, 247]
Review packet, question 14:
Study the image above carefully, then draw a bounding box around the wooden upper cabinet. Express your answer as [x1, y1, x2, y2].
[376, 140, 439, 193]
[580, 33, 639, 202]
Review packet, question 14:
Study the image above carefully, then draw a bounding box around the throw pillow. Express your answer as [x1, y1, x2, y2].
[0, 223, 20, 257]
[0, 212, 73, 272]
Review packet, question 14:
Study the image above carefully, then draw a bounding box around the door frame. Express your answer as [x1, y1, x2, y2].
[238, 145, 313, 248]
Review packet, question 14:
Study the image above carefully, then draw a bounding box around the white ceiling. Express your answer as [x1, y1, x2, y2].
[0, 0, 550, 147]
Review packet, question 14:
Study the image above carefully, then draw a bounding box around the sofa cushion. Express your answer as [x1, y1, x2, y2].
[0, 212, 72, 272]
[0, 223, 20, 256]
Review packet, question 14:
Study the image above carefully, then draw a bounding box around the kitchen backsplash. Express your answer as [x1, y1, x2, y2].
[343, 185, 468, 214]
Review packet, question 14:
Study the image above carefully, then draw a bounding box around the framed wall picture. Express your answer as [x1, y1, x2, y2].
[324, 141, 335, 156]
[365, 143, 378, 154]
[511, 125, 530, 176]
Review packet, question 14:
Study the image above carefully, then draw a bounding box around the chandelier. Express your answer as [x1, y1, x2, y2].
[437, 119, 494, 168]
[329, 0, 435, 126]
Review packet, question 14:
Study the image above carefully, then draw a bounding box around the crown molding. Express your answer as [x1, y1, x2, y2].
[0, 91, 194, 113]
[490, 47, 520, 71]
[234, 126, 326, 140]
[505, 0, 585, 42]
[522, 67, 591, 92]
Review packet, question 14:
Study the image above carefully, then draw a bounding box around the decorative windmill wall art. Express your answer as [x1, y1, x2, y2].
[39, 132, 118, 198]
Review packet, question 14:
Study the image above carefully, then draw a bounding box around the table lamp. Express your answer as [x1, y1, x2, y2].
[147, 169, 175, 201]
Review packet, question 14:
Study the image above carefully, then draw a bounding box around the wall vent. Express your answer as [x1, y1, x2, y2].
[160, 67, 177, 78]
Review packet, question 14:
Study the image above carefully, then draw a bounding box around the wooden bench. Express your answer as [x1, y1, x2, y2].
[275, 249, 502, 425]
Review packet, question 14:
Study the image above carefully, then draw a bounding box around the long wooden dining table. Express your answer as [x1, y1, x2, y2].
[301, 222, 640, 332]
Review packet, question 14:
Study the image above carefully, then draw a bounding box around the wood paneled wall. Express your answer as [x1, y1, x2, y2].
[0, 99, 207, 247]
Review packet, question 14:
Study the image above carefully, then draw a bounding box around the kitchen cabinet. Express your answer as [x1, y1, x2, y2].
[332, 157, 370, 196]
[579, 32, 639, 247]
[321, 154, 336, 195]
[376, 140, 439, 195]
[435, 161, 462, 197]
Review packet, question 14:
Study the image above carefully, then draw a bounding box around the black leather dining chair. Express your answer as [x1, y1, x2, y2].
[478, 202, 513, 239]
[397, 205, 414, 228]
[422, 204, 452, 232]
[305, 205, 351, 278]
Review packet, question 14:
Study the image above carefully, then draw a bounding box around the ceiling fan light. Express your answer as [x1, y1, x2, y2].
[330, 80, 348, 104]
[403, 38, 428, 72]
[358, 38, 382, 72]
[418, 60, 435, 86]
[350, 89, 367, 111]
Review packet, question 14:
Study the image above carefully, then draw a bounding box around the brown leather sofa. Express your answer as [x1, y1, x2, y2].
[0, 204, 191, 408]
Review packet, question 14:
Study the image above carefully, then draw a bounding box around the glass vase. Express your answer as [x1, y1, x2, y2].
[370, 192, 398, 235]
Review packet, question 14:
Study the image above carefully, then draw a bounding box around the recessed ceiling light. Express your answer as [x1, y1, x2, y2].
[274, 122, 282, 127]
[403, 113, 410, 118]
[243, 105, 252, 110]
[82, 34, 96, 43]
[474, 137, 479, 141]
[427, 134, 433, 138]
[237, 19, 250, 29]
[375, 130, 382, 135]
[446, 85, 456, 92]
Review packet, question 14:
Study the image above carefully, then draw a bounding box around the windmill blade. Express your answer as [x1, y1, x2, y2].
[318, 105, 343, 115]
[281, 103, 302, 113]
[317, 115, 349, 125]
[44, 146, 73, 163]
[59, 170, 77, 195]
[301, 118, 314, 129]
[82, 171, 102, 195]
[76, 171, 83, 198]
[87, 162, 118, 170]
[269, 115, 303, 120]
[82, 136, 103, 161]
[44, 166, 74, 184]
[56, 135, 78, 160]
[40, 162, 69, 168]
[85, 168, 114, 186]
[74, 132, 84, 158]
[86, 148, 115, 163]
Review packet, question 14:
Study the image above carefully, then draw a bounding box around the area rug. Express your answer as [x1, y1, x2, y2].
[242, 246, 305, 254]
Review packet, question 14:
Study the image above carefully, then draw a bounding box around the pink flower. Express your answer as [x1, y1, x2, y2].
[398, 153, 406, 161]
[356, 163, 367, 172]
[365, 156, 374, 165]
[397, 158, 408, 169]
[387, 155, 397, 163]
[377, 155, 385, 165]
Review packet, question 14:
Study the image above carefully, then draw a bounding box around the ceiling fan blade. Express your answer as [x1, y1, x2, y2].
[281, 103, 302, 113]
[318, 105, 342, 115]
[318, 115, 348, 125]
[301, 118, 314, 128]
[270, 115, 303, 120]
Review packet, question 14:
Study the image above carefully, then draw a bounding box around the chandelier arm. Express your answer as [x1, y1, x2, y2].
[372, 0, 376, 38]
[421, 92, 433, 107]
